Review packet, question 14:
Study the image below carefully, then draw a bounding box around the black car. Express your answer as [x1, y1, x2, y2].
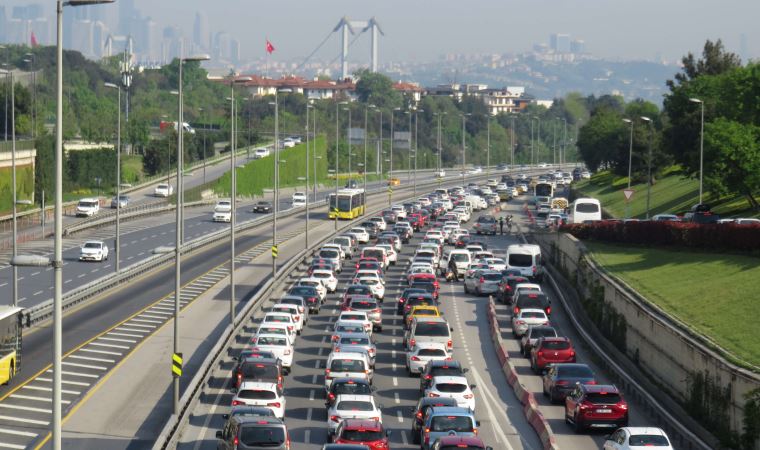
[543, 363, 596, 403]
[410, 396, 458, 443]
[287, 286, 322, 313]
[358, 221, 379, 239]
[252, 201, 272, 213]
[682, 203, 720, 224]
[232, 355, 283, 388]
[397, 288, 429, 314]
[381, 209, 397, 224]
[498, 274, 529, 304]
[326, 377, 375, 407]
[410, 280, 438, 300]
[513, 291, 552, 316]
[419, 360, 469, 394]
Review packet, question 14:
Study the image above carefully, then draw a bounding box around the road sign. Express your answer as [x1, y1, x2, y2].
[271, 245, 279, 258]
[387, 187, 393, 194]
[623, 188, 635, 201]
[172, 352, 183, 377]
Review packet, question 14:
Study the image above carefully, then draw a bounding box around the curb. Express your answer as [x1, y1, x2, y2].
[486, 295, 559, 450]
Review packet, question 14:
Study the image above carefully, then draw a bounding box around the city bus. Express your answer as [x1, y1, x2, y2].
[533, 182, 554, 206]
[0, 306, 22, 385]
[569, 197, 602, 223]
[328, 188, 366, 220]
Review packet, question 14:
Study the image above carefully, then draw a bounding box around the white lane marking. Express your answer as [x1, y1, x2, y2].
[306, 408, 312, 421]
[63, 359, 110, 369]
[394, 392, 400, 404]
[393, 377, 398, 387]
[304, 429, 311, 444]
[46, 369, 99, 379]
[108, 332, 143, 339]
[0, 283, 6, 287]
[64, 279, 72, 284]
[22, 385, 81, 395]
[90, 341, 130, 350]
[0, 427, 38, 437]
[35, 377, 89, 387]
[401, 430, 409, 445]
[0, 403, 52, 414]
[469, 367, 517, 449]
[314, 360, 321, 369]
[33, 290, 43, 296]
[10, 394, 68, 404]
[80, 348, 121, 356]
[128, 319, 159, 326]
[311, 374, 318, 384]
[309, 390, 315, 401]
[0, 415, 48, 426]
[77, 274, 86, 278]
[397, 410, 404, 422]
[31, 271, 40, 276]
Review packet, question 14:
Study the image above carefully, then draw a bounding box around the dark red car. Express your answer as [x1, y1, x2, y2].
[565, 384, 628, 432]
[530, 337, 576, 372]
[332, 419, 390, 450]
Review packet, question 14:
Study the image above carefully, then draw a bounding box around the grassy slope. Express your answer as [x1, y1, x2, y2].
[573, 167, 758, 219]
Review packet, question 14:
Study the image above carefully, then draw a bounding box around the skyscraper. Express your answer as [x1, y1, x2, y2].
[550, 33, 571, 53]
[193, 12, 209, 51]
[118, 0, 137, 35]
[570, 39, 586, 54]
[0, 7, 7, 42]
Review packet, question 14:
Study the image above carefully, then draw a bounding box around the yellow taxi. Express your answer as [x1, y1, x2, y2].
[405, 305, 441, 329]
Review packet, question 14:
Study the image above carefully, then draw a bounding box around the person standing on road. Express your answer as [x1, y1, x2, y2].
[499, 216, 504, 235]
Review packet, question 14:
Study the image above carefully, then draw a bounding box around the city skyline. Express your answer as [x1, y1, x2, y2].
[0, 0, 756, 66]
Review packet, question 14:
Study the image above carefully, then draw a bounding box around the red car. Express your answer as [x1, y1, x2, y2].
[332, 418, 390, 450]
[431, 435, 494, 450]
[565, 384, 628, 432]
[530, 337, 576, 372]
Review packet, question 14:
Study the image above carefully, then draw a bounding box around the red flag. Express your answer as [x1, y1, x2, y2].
[266, 39, 275, 54]
[31, 31, 39, 48]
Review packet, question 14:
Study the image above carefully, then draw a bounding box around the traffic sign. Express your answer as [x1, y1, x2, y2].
[172, 352, 183, 377]
[271, 245, 279, 258]
[387, 187, 393, 194]
[623, 189, 634, 201]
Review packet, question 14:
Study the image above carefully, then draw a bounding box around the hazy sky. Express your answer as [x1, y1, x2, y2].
[8, 0, 758, 62]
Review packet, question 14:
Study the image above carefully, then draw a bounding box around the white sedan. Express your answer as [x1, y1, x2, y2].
[154, 183, 174, 197]
[357, 277, 384, 301]
[348, 227, 370, 244]
[79, 241, 109, 262]
[326, 394, 383, 436]
[296, 278, 327, 301]
[603, 427, 674, 450]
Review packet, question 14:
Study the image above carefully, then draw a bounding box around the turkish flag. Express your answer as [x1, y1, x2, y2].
[31, 31, 39, 47]
[266, 39, 275, 54]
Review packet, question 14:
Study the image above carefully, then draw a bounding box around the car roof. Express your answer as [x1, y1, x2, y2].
[341, 418, 383, 430]
[429, 406, 474, 415]
[619, 427, 668, 436]
[334, 394, 374, 403]
[328, 351, 367, 360]
[233, 415, 285, 426]
[238, 381, 279, 391]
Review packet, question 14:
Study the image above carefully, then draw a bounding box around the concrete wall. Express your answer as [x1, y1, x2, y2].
[535, 231, 760, 446]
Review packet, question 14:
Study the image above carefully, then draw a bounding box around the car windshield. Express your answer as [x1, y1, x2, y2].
[337, 400, 374, 411]
[431, 415, 474, 432]
[415, 323, 449, 336]
[435, 383, 467, 393]
[255, 337, 286, 346]
[451, 254, 469, 262]
[576, 203, 599, 213]
[257, 202, 270, 206]
[586, 392, 622, 404]
[79, 201, 97, 208]
[83, 242, 101, 249]
[334, 382, 372, 396]
[558, 365, 594, 378]
[342, 430, 383, 441]
[542, 340, 570, 350]
[239, 426, 286, 446]
[237, 390, 276, 400]
[628, 434, 670, 446]
[509, 254, 533, 267]
[330, 359, 365, 372]
[337, 325, 364, 333]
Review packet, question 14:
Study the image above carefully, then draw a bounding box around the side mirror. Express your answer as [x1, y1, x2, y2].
[470, 384, 477, 389]
[450, 327, 454, 332]
[215, 430, 223, 439]
[222, 413, 229, 420]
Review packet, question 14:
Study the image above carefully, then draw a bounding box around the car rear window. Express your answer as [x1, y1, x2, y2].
[255, 337, 286, 346]
[264, 315, 289, 323]
[628, 434, 670, 446]
[330, 359, 366, 372]
[239, 426, 286, 446]
[435, 383, 466, 393]
[333, 382, 372, 396]
[576, 203, 599, 213]
[237, 389, 276, 400]
[337, 400, 374, 411]
[342, 430, 383, 441]
[337, 325, 364, 333]
[418, 348, 447, 357]
[482, 273, 501, 281]
[586, 392, 621, 404]
[451, 253, 469, 262]
[508, 254, 533, 267]
[557, 365, 594, 378]
[351, 301, 378, 310]
[347, 286, 371, 295]
[289, 287, 317, 296]
[541, 340, 570, 350]
[257, 328, 285, 336]
[241, 363, 279, 380]
[521, 311, 546, 319]
[431, 366, 464, 377]
[364, 250, 384, 259]
[530, 328, 557, 339]
[430, 415, 474, 432]
[415, 322, 449, 336]
[340, 337, 369, 346]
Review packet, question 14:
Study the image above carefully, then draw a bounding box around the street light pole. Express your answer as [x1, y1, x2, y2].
[461, 113, 470, 184]
[640, 116, 653, 219]
[406, 111, 412, 184]
[562, 118, 567, 168]
[346, 106, 352, 178]
[274, 94, 280, 271]
[622, 118, 633, 219]
[7, 70, 18, 306]
[413, 109, 423, 194]
[510, 115, 516, 168]
[690, 98, 705, 203]
[104, 82, 121, 271]
[306, 103, 313, 250]
[486, 118, 490, 175]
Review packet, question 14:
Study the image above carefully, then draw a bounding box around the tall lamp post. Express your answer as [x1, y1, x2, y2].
[689, 98, 705, 204]
[461, 113, 471, 184]
[389, 107, 400, 191]
[306, 103, 313, 250]
[53, 3, 114, 450]
[363, 104, 374, 207]
[413, 108, 424, 194]
[1, 45, 7, 141]
[510, 115, 516, 168]
[486, 117, 490, 175]
[334, 101, 347, 228]
[622, 118, 634, 219]
[640, 116, 653, 219]
[104, 82, 122, 271]
[0, 69, 19, 306]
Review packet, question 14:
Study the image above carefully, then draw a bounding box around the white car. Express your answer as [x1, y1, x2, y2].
[270, 304, 304, 332]
[212, 209, 231, 222]
[333, 319, 372, 338]
[369, 216, 387, 231]
[353, 270, 385, 286]
[337, 312, 373, 335]
[357, 277, 385, 300]
[483, 257, 506, 272]
[324, 351, 373, 391]
[311, 269, 338, 293]
[232, 381, 286, 419]
[375, 244, 397, 265]
[154, 183, 174, 197]
[424, 375, 476, 412]
[327, 394, 383, 435]
[253, 147, 270, 159]
[250, 334, 294, 371]
[214, 200, 232, 212]
[322, 243, 346, 261]
[75, 198, 100, 217]
[255, 323, 296, 345]
[79, 240, 109, 262]
[406, 342, 451, 375]
[348, 227, 370, 244]
[262, 312, 296, 335]
[282, 138, 296, 148]
[391, 205, 407, 219]
[603, 427, 674, 450]
[434, 170, 446, 178]
[292, 192, 306, 207]
[296, 278, 327, 301]
[511, 309, 550, 337]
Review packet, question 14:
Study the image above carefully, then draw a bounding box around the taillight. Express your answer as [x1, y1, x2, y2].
[328, 393, 335, 401]
[570, 351, 576, 357]
[556, 380, 569, 385]
[410, 339, 416, 347]
[586, 380, 597, 385]
[416, 411, 423, 419]
[464, 393, 473, 399]
[267, 402, 281, 408]
[232, 400, 243, 406]
[547, 307, 552, 314]
[411, 356, 421, 361]
[619, 402, 628, 409]
[428, 392, 440, 398]
[537, 351, 543, 357]
[513, 307, 520, 315]
[284, 349, 291, 355]
[233, 436, 239, 446]
[294, 315, 300, 322]
[532, 266, 537, 274]
[516, 320, 525, 325]
[479, 277, 485, 283]
[330, 415, 341, 422]
[447, 340, 452, 349]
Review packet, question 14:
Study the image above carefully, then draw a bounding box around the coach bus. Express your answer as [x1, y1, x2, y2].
[328, 188, 366, 220]
[0, 306, 22, 385]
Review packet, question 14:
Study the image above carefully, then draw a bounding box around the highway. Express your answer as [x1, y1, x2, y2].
[177, 191, 662, 450]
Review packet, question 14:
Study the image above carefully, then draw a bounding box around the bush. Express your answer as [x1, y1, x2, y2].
[561, 220, 760, 253]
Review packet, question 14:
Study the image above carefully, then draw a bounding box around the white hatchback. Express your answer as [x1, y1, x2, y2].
[406, 342, 451, 375]
[424, 375, 476, 412]
[326, 394, 383, 435]
[232, 381, 286, 419]
[311, 269, 338, 293]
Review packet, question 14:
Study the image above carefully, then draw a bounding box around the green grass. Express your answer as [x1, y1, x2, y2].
[120, 155, 144, 185]
[586, 241, 760, 369]
[0, 164, 35, 215]
[573, 167, 759, 219]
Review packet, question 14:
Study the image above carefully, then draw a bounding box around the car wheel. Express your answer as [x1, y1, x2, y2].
[411, 430, 421, 444]
[549, 389, 559, 404]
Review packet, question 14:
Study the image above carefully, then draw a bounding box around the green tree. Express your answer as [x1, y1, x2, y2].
[703, 118, 760, 209]
[577, 107, 625, 172]
[354, 69, 402, 108]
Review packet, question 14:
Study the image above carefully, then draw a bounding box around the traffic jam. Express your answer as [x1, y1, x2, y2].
[214, 177, 662, 450]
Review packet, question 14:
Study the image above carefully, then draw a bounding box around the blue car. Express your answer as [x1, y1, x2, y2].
[420, 406, 479, 450]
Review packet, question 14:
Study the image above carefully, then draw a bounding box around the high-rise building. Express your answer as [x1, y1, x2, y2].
[214, 32, 232, 61]
[193, 12, 209, 51]
[231, 39, 241, 64]
[12, 4, 44, 21]
[0, 7, 6, 42]
[550, 33, 571, 53]
[136, 17, 159, 62]
[71, 19, 95, 57]
[118, 0, 137, 36]
[570, 39, 586, 54]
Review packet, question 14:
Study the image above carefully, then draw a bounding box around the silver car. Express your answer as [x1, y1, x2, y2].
[332, 332, 376, 367]
[464, 269, 502, 296]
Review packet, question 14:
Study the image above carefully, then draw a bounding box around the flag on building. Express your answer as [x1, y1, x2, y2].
[31, 31, 39, 48]
[266, 39, 275, 54]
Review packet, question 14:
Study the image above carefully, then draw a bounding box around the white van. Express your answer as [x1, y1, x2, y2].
[443, 249, 471, 279]
[506, 244, 543, 282]
[569, 197, 602, 224]
[76, 198, 100, 217]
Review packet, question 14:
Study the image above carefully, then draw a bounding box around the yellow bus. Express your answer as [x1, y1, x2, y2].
[0, 306, 22, 385]
[328, 189, 365, 220]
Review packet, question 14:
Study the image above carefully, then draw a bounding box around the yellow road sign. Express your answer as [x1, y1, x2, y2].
[172, 353, 183, 377]
[272, 245, 279, 258]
